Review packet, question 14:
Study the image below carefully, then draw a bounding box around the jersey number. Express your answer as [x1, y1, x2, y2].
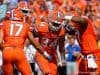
[10, 23, 23, 36]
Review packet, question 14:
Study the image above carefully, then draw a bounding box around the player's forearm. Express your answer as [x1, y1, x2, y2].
[34, 43, 44, 54]
[28, 31, 44, 54]
[60, 48, 65, 60]
[0, 43, 3, 50]
[71, 16, 88, 25]
[64, 16, 88, 27]
[30, 39, 44, 54]
[59, 37, 65, 60]
[0, 29, 3, 49]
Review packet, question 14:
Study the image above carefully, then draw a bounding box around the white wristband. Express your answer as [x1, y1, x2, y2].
[64, 16, 73, 20]
[43, 51, 49, 57]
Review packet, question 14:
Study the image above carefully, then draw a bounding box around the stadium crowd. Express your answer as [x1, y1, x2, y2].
[0, 0, 99, 75]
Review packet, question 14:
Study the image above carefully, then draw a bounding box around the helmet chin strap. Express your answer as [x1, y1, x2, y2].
[49, 23, 61, 32]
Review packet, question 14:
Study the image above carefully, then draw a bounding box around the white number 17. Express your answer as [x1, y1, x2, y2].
[10, 23, 23, 36]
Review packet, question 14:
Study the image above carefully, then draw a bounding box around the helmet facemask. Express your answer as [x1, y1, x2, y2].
[49, 21, 62, 32]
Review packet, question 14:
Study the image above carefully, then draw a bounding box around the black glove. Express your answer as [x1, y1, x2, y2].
[65, 24, 77, 35]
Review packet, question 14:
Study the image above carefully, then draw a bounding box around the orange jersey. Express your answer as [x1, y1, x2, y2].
[35, 20, 65, 54]
[2, 20, 30, 48]
[79, 18, 98, 54]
